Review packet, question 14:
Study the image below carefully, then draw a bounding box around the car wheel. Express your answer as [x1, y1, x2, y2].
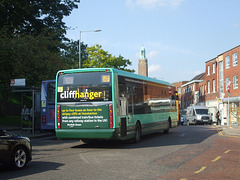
[11, 146, 28, 169]
[194, 119, 197, 125]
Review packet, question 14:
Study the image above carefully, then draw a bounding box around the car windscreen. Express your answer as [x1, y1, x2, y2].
[195, 109, 208, 114]
[57, 72, 112, 102]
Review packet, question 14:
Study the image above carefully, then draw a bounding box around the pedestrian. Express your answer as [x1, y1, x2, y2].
[216, 111, 220, 125]
[181, 115, 184, 126]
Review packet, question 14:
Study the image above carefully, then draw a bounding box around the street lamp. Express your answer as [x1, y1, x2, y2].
[79, 29, 101, 68]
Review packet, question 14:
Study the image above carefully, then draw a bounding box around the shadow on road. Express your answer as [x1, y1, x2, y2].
[71, 125, 218, 149]
[0, 161, 64, 178]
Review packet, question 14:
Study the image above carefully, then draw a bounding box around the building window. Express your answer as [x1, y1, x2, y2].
[178, 87, 181, 95]
[233, 53, 238, 67]
[225, 56, 230, 69]
[207, 65, 210, 75]
[205, 85, 206, 95]
[212, 79, 215, 93]
[226, 77, 230, 91]
[233, 75, 238, 89]
[219, 61, 224, 95]
[207, 81, 210, 94]
[212, 63, 215, 74]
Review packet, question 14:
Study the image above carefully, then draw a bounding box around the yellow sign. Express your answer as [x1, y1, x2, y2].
[60, 90, 103, 100]
[58, 86, 63, 92]
[102, 75, 110, 83]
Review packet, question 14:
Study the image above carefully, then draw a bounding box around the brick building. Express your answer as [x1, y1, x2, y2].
[172, 81, 188, 109]
[174, 45, 240, 125]
[181, 73, 205, 109]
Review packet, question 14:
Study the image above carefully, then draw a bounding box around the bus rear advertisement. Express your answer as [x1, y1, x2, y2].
[55, 68, 178, 142]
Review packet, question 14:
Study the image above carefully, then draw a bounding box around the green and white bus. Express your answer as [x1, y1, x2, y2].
[55, 68, 178, 142]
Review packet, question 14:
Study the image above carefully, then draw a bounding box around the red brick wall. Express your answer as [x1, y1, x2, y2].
[222, 46, 240, 98]
[205, 58, 218, 101]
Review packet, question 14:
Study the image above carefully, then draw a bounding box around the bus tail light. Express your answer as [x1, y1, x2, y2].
[57, 105, 61, 129]
[42, 115, 46, 123]
[109, 104, 113, 128]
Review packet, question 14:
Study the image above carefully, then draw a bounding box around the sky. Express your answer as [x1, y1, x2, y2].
[63, 0, 240, 83]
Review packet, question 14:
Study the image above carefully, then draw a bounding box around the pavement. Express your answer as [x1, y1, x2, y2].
[215, 125, 240, 137]
[1, 124, 240, 139]
[0, 125, 55, 139]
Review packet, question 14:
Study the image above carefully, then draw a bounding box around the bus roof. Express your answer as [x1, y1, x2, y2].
[56, 68, 175, 87]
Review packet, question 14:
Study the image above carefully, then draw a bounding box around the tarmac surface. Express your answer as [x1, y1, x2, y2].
[1, 124, 240, 139]
[1, 125, 54, 139]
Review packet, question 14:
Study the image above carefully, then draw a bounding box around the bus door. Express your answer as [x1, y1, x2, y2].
[126, 84, 134, 124]
[118, 83, 133, 137]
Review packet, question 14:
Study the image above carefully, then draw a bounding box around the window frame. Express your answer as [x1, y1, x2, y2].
[207, 81, 210, 94]
[226, 77, 230, 91]
[207, 65, 210, 76]
[233, 75, 238, 89]
[233, 53, 238, 67]
[212, 79, 216, 93]
[225, 56, 230, 69]
[212, 63, 215, 74]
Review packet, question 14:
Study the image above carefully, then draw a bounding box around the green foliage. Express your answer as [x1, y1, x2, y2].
[0, 0, 80, 38]
[62, 40, 88, 69]
[0, 30, 64, 87]
[0, 0, 135, 117]
[0, 115, 21, 126]
[0, 0, 80, 116]
[83, 44, 135, 72]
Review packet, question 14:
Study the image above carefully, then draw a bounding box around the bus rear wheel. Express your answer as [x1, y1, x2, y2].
[163, 118, 171, 134]
[133, 122, 141, 143]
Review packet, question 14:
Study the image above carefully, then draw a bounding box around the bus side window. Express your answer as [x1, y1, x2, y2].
[127, 85, 133, 114]
[118, 83, 127, 116]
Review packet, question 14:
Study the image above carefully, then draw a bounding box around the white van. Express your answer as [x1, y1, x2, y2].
[186, 105, 212, 125]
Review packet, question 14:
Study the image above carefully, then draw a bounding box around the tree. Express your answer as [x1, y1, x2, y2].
[0, 30, 64, 116]
[62, 40, 88, 69]
[83, 44, 134, 73]
[0, 0, 80, 38]
[0, 0, 80, 116]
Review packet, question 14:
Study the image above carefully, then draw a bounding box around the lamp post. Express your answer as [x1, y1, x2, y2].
[79, 29, 101, 68]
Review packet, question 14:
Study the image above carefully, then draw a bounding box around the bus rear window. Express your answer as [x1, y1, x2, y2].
[57, 72, 112, 102]
[47, 82, 56, 102]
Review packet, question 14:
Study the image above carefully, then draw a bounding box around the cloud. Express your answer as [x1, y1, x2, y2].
[145, 41, 194, 55]
[148, 50, 159, 59]
[233, 23, 239, 28]
[126, 0, 185, 9]
[149, 64, 162, 73]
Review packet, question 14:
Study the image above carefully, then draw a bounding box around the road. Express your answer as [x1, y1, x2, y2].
[0, 125, 240, 180]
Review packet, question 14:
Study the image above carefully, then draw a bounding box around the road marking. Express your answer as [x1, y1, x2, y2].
[213, 125, 240, 138]
[180, 178, 187, 180]
[211, 156, 222, 162]
[194, 166, 207, 174]
[224, 150, 231, 154]
[79, 154, 89, 164]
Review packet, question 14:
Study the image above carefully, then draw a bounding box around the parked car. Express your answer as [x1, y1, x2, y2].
[0, 128, 32, 169]
[186, 105, 212, 125]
